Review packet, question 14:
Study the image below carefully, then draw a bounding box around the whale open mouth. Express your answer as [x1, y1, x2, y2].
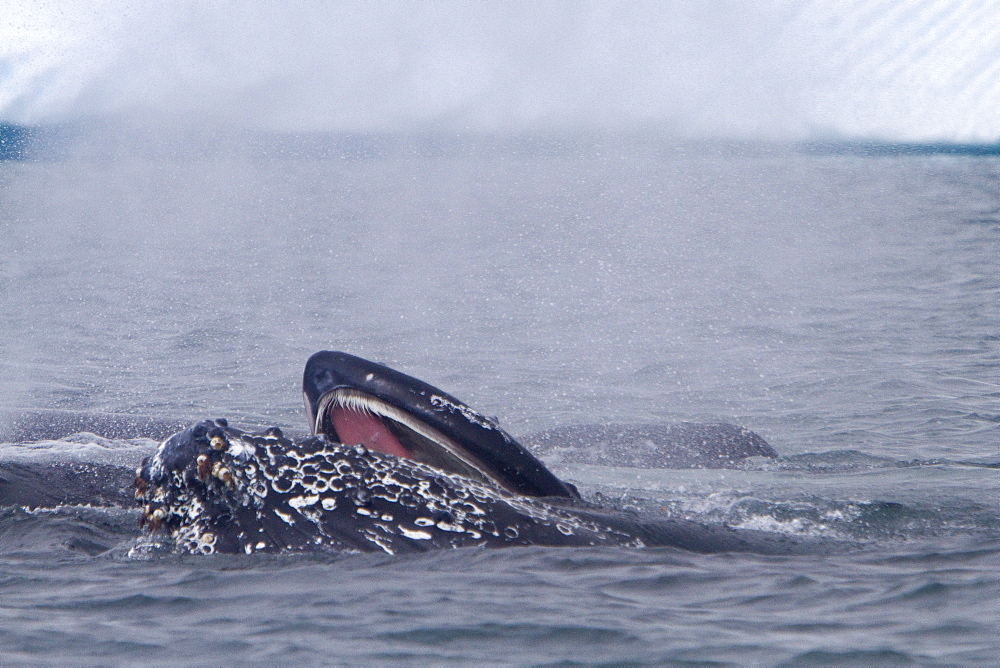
[301, 350, 577, 498]
[312, 388, 503, 489]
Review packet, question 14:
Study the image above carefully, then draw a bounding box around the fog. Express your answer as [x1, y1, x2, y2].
[2, 0, 998, 427]
[3, 0, 999, 141]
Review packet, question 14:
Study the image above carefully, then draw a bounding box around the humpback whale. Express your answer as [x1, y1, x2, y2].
[133, 351, 822, 556]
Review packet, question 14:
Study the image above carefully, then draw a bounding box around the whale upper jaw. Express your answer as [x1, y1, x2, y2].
[301, 351, 577, 498]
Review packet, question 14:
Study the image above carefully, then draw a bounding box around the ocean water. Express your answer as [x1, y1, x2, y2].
[1, 136, 998, 664]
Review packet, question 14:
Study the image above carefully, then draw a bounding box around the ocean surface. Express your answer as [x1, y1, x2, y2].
[1, 135, 998, 664]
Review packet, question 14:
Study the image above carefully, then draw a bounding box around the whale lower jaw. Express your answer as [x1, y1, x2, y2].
[135, 421, 644, 556]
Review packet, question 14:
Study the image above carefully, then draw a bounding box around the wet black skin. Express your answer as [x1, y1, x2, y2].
[130, 351, 833, 556]
[135, 419, 821, 556]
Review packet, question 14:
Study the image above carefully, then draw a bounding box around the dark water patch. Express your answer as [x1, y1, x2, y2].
[858, 539, 1000, 567]
[872, 576, 1000, 613]
[528, 545, 699, 575]
[376, 621, 636, 645]
[0, 637, 167, 664]
[966, 411, 1000, 424]
[778, 620, 853, 633]
[369, 623, 646, 666]
[782, 574, 818, 588]
[884, 580, 953, 605]
[36, 592, 202, 614]
[780, 647, 916, 665]
[601, 570, 723, 597]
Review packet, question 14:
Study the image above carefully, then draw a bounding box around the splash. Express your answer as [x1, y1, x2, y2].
[1, 1, 998, 141]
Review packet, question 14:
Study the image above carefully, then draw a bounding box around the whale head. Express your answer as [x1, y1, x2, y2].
[302, 351, 576, 498]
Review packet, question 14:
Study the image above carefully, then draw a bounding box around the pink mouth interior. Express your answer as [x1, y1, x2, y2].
[329, 406, 412, 459]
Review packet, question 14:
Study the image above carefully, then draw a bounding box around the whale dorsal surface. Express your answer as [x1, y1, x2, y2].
[524, 422, 777, 469]
[0, 409, 189, 444]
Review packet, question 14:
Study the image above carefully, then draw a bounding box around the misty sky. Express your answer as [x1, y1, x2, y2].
[3, 0, 999, 141]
